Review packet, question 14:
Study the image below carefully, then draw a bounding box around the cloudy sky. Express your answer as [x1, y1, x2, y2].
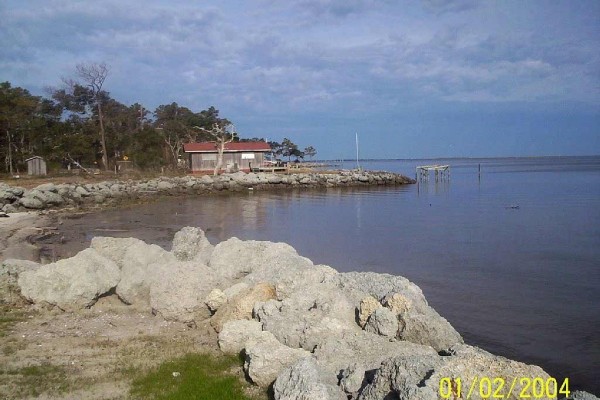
[2, 0, 599, 159]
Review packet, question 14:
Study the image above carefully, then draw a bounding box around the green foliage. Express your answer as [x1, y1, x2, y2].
[129, 353, 264, 400]
[0, 79, 302, 173]
[130, 128, 167, 170]
[304, 146, 317, 160]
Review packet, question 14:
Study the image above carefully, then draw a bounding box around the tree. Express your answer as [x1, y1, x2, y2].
[0, 82, 62, 174]
[304, 146, 317, 161]
[73, 62, 110, 169]
[194, 122, 236, 175]
[281, 138, 299, 162]
[267, 141, 282, 161]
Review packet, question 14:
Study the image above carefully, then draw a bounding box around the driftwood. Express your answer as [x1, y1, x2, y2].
[66, 154, 91, 174]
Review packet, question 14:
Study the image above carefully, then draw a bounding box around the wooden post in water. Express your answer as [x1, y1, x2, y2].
[478, 163, 481, 181]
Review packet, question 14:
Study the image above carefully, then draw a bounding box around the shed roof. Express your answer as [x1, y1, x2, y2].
[25, 156, 44, 162]
[184, 141, 271, 153]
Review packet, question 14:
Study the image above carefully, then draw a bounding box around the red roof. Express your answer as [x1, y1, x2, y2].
[183, 141, 271, 153]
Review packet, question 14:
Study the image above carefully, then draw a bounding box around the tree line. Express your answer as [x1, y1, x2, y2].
[0, 62, 316, 175]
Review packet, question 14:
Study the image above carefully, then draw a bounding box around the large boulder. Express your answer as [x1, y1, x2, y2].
[149, 261, 217, 323]
[273, 357, 346, 400]
[243, 330, 310, 388]
[327, 271, 463, 351]
[0, 259, 40, 305]
[171, 226, 214, 264]
[90, 236, 147, 268]
[218, 319, 264, 354]
[313, 330, 438, 390]
[254, 281, 359, 351]
[115, 241, 176, 306]
[210, 282, 276, 332]
[358, 344, 551, 400]
[209, 238, 313, 282]
[17, 248, 120, 310]
[19, 196, 45, 209]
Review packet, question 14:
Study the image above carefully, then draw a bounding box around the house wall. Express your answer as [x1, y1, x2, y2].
[189, 152, 265, 172]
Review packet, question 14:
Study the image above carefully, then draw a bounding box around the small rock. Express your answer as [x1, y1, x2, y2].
[218, 319, 263, 354]
[205, 288, 227, 313]
[358, 295, 381, 328]
[211, 282, 277, 332]
[364, 307, 399, 338]
[382, 292, 412, 315]
[244, 331, 310, 387]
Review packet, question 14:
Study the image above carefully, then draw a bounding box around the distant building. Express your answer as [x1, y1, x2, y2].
[25, 156, 47, 176]
[183, 141, 271, 173]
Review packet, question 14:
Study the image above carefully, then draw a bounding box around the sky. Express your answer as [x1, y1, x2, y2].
[1, 0, 599, 159]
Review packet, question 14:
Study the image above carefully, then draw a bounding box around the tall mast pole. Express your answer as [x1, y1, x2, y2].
[356, 132, 361, 170]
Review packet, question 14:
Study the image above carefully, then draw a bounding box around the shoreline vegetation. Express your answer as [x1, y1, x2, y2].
[1, 226, 596, 399]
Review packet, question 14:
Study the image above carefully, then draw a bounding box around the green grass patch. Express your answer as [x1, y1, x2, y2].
[129, 353, 264, 400]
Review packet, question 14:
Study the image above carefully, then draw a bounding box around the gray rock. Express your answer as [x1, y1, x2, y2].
[35, 183, 57, 192]
[116, 241, 176, 306]
[273, 357, 346, 400]
[568, 392, 600, 400]
[209, 237, 313, 282]
[254, 282, 359, 351]
[267, 174, 283, 184]
[244, 330, 311, 387]
[223, 282, 250, 299]
[157, 180, 174, 190]
[90, 236, 147, 268]
[358, 295, 381, 328]
[382, 292, 412, 315]
[218, 319, 264, 354]
[358, 343, 551, 400]
[200, 175, 214, 184]
[327, 272, 463, 351]
[27, 189, 63, 205]
[0, 259, 40, 305]
[0, 190, 18, 202]
[210, 282, 277, 332]
[313, 330, 438, 388]
[149, 261, 216, 323]
[75, 186, 90, 197]
[364, 307, 399, 338]
[19, 196, 45, 209]
[339, 363, 366, 395]
[171, 226, 213, 263]
[205, 288, 227, 313]
[2, 203, 20, 213]
[17, 248, 120, 310]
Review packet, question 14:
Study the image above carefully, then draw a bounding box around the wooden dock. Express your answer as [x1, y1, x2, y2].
[416, 164, 450, 182]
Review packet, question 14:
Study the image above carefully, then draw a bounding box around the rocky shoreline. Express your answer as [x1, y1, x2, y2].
[2, 227, 596, 399]
[0, 170, 414, 213]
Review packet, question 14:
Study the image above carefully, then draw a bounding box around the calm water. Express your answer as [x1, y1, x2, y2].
[54, 156, 600, 394]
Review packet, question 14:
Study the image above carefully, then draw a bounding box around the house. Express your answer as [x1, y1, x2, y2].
[183, 141, 271, 173]
[25, 156, 47, 176]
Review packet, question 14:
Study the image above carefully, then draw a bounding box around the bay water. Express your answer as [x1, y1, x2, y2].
[55, 156, 600, 394]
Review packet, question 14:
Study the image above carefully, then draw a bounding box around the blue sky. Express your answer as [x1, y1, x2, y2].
[2, 0, 599, 159]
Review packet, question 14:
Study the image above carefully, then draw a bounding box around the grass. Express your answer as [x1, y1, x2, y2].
[129, 353, 266, 400]
[0, 307, 28, 337]
[0, 363, 71, 397]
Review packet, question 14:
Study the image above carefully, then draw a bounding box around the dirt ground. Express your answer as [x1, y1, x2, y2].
[0, 213, 262, 400]
[0, 297, 221, 400]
